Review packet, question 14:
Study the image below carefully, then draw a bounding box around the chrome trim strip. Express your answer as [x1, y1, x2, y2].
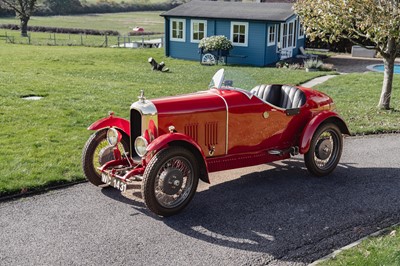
[208, 91, 229, 155]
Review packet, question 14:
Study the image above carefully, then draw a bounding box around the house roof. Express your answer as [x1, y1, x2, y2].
[161, 1, 295, 22]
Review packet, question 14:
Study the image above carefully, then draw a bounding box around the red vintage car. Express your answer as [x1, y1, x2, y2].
[82, 69, 349, 216]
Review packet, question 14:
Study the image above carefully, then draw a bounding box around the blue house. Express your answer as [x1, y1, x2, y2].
[161, 1, 306, 66]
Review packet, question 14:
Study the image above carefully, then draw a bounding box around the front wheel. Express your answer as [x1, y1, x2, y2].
[141, 147, 200, 217]
[304, 123, 343, 177]
[82, 129, 129, 186]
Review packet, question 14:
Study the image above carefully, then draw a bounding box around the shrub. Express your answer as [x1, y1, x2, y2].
[276, 61, 288, 68]
[127, 31, 163, 36]
[198, 35, 233, 52]
[288, 63, 302, 70]
[304, 58, 323, 69]
[31, 2, 176, 16]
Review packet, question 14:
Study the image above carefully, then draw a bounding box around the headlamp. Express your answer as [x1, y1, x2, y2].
[106, 128, 121, 147]
[134, 136, 149, 157]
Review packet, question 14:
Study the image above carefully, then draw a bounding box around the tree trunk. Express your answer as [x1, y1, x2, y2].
[20, 17, 29, 37]
[378, 42, 396, 110]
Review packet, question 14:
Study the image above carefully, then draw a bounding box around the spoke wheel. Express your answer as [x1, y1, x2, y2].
[82, 129, 129, 186]
[304, 123, 343, 177]
[142, 147, 199, 217]
[202, 53, 216, 65]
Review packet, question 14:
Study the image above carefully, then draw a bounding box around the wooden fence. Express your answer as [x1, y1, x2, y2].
[1, 31, 164, 48]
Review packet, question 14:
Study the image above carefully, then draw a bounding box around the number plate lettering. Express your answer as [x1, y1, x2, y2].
[101, 173, 126, 192]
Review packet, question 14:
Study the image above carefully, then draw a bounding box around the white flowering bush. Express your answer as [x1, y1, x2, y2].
[198, 35, 233, 52]
[304, 58, 323, 69]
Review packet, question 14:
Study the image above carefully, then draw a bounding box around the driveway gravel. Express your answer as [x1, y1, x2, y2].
[1, 134, 399, 265]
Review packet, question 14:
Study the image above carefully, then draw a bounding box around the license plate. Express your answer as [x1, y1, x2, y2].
[101, 173, 127, 192]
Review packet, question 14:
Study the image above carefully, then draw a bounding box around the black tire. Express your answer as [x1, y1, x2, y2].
[304, 123, 343, 177]
[82, 129, 129, 186]
[141, 147, 200, 217]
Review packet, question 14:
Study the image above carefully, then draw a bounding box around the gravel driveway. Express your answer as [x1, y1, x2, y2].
[1, 134, 399, 266]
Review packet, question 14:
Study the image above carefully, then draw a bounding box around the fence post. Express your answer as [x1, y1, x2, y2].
[54, 33, 56, 46]
[105, 35, 108, 47]
[81, 34, 83, 46]
[28, 34, 31, 45]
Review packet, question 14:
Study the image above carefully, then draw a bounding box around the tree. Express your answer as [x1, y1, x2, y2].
[294, 0, 400, 110]
[0, 0, 37, 37]
[43, 0, 82, 15]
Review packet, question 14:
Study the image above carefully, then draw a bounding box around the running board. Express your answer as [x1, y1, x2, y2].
[268, 146, 299, 156]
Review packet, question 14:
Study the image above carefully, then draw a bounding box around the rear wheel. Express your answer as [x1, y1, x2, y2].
[82, 129, 129, 186]
[304, 123, 343, 177]
[141, 147, 199, 217]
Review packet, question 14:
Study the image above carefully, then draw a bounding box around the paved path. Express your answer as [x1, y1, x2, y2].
[301, 75, 337, 88]
[1, 134, 399, 266]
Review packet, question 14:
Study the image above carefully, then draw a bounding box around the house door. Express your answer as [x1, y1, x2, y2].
[280, 20, 296, 60]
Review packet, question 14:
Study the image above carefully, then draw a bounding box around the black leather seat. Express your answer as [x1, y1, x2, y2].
[251, 84, 306, 109]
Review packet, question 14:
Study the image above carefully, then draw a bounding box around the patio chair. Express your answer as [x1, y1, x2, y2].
[296, 46, 318, 59]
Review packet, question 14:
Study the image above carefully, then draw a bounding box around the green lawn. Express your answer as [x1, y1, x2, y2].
[319, 226, 400, 265]
[0, 42, 329, 196]
[315, 73, 400, 134]
[0, 11, 165, 35]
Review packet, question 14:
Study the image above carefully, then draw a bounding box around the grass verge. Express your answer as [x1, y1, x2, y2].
[318, 225, 400, 265]
[0, 42, 328, 197]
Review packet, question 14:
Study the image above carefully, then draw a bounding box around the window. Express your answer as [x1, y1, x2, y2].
[281, 20, 295, 49]
[288, 21, 294, 48]
[170, 19, 185, 42]
[282, 23, 288, 49]
[191, 20, 207, 43]
[230, 22, 248, 46]
[268, 25, 276, 46]
[298, 22, 304, 39]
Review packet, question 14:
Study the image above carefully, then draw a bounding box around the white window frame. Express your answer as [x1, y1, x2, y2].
[267, 24, 276, 46]
[281, 23, 288, 49]
[281, 19, 296, 49]
[230, 22, 249, 47]
[190, 20, 207, 43]
[288, 21, 295, 48]
[298, 21, 304, 39]
[170, 18, 186, 42]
